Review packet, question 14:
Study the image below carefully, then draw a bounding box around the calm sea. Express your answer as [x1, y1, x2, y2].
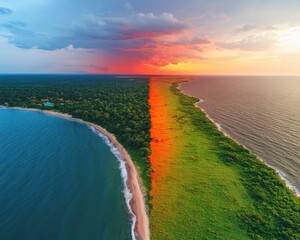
[180, 76, 300, 196]
[0, 108, 131, 240]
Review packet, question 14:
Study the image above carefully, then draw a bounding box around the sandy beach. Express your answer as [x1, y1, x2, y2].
[10, 107, 150, 240]
[86, 122, 150, 240]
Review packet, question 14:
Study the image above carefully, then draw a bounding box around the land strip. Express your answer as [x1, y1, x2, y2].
[149, 77, 300, 239]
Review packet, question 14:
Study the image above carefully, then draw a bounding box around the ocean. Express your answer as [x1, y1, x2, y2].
[0, 108, 131, 239]
[180, 76, 300, 196]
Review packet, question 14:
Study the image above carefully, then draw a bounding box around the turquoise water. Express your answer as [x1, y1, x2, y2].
[180, 76, 300, 196]
[0, 108, 131, 239]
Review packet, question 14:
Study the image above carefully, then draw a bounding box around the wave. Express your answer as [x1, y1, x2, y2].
[88, 126, 137, 240]
[276, 169, 300, 198]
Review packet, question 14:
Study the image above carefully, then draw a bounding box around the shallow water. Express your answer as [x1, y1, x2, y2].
[180, 76, 300, 196]
[0, 108, 131, 240]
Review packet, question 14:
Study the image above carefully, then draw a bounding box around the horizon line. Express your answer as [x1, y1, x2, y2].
[0, 73, 300, 77]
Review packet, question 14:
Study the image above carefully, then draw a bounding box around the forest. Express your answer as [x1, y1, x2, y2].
[0, 75, 151, 196]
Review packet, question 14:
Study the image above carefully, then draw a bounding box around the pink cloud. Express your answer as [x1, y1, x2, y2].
[72, 12, 210, 72]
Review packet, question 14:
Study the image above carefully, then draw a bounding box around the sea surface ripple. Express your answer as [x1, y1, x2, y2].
[180, 76, 300, 196]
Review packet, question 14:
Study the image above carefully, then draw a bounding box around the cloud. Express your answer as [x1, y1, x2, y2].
[72, 12, 187, 41]
[169, 36, 210, 47]
[85, 34, 210, 71]
[112, 36, 210, 67]
[236, 24, 278, 33]
[1, 10, 192, 68]
[0, 36, 96, 73]
[4, 21, 26, 28]
[132, 12, 186, 37]
[2, 0, 300, 74]
[219, 34, 277, 51]
[3, 11, 187, 51]
[236, 24, 256, 32]
[2, 21, 68, 50]
[0, 7, 12, 15]
[263, 25, 277, 31]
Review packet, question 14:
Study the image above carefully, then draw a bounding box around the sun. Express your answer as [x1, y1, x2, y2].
[279, 28, 300, 52]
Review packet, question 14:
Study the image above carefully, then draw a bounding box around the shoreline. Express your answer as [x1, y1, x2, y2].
[178, 83, 300, 198]
[1, 106, 150, 240]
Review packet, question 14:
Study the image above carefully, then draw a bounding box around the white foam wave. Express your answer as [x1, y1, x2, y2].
[88, 126, 137, 240]
[199, 106, 231, 138]
[253, 156, 300, 198]
[181, 88, 228, 136]
[276, 169, 300, 197]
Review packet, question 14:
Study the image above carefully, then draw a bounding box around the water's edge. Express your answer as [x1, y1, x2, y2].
[178, 84, 300, 198]
[0, 106, 146, 240]
[87, 126, 137, 240]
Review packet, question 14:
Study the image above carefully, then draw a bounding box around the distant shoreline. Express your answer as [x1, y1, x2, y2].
[1, 106, 150, 240]
[178, 83, 300, 198]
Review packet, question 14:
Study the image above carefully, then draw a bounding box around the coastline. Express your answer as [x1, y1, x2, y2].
[178, 82, 300, 198]
[1, 107, 150, 240]
[148, 78, 257, 239]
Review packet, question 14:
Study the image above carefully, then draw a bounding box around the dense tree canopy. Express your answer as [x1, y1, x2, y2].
[0, 75, 151, 193]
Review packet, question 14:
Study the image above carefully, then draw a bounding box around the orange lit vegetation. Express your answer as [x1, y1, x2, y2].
[149, 77, 183, 193]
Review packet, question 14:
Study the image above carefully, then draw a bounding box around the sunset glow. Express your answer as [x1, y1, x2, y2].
[1, 1, 300, 75]
[149, 77, 179, 193]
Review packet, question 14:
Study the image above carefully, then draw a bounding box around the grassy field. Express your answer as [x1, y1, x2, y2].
[149, 78, 300, 239]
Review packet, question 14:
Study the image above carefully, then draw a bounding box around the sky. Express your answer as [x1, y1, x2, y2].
[1, 0, 300, 75]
